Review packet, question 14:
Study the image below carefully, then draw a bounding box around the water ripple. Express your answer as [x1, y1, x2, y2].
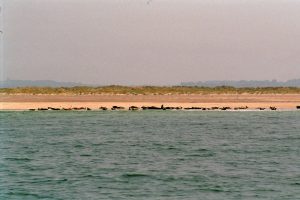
[0, 111, 299, 199]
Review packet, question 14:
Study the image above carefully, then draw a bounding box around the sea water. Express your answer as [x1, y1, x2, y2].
[0, 111, 299, 200]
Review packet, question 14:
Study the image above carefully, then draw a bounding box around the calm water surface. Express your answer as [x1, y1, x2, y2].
[0, 111, 299, 200]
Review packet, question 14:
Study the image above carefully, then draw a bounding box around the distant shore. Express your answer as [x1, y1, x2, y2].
[1, 94, 300, 110]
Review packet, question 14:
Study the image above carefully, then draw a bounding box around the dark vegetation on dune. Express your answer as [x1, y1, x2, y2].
[1, 86, 300, 95]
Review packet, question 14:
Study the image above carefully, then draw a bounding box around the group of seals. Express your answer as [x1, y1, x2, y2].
[28, 105, 289, 111]
[31, 107, 92, 111]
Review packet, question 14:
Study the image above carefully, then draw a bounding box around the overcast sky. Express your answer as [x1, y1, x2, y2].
[2, 0, 300, 85]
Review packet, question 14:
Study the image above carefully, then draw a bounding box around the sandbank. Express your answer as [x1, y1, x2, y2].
[1, 94, 300, 110]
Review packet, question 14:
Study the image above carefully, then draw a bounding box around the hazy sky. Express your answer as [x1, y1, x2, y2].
[2, 0, 300, 85]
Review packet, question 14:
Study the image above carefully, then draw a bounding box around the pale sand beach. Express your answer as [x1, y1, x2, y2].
[1, 94, 300, 110]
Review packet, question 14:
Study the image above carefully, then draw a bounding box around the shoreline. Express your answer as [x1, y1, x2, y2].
[1, 94, 300, 110]
[1, 109, 299, 112]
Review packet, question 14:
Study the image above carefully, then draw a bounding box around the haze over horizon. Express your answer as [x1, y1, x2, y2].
[2, 0, 300, 85]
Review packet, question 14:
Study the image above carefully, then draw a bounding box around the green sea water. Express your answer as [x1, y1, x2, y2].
[0, 111, 299, 200]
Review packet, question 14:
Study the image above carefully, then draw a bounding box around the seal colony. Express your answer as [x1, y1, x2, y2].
[25, 105, 300, 111]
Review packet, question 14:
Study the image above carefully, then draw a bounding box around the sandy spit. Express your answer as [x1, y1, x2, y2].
[1, 94, 300, 110]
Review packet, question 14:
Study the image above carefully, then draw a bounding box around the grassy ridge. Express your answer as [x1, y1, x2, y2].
[1, 86, 300, 95]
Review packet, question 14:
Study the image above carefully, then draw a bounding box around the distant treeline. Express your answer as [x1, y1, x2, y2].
[181, 79, 300, 87]
[0, 79, 84, 88]
[2, 79, 300, 88]
[1, 86, 300, 95]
